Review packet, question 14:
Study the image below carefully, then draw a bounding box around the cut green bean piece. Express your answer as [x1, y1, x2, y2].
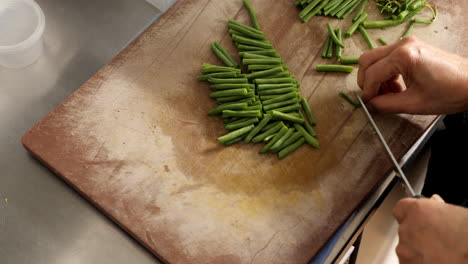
[255, 78, 294, 84]
[316, 64, 354, 73]
[240, 50, 279, 57]
[322, 36, 331, 58]
[260, 121, 280, 132]
[339, 56, 360, 64]
[353, 0, 368, 21]
[257, 83, 294, 90]
[264, 133, 277, 142]
[263, 98, 299, 111]
[262, 92, 298, 106]
[243, 58, 282, 65]
[265, 71, 292, 79]
[401, 20, 416, 39]
[300, 97, 317, 126]
[210, 88, 247, 98]
[225, 117, 259, 131]
[339, 92, 362, 108]
[271, 128, 295, 153]
[336, 28, 343, 59]
[225, 117, 250, 125]
[208, 78, 249, 84]
[242, 0, 261, 30]
[268, 104, 302, 113]
[232, 35, 273, 49]
[224, 98, 255, 105]
[299, 111, 318, 136]
[358, 25, 376, 49]
[245, 104, 263, 111]
[218, 125, 255, 144]
[336, 0, 360, 18]
[259, 126, 288, 153]
[330, 0, 353, 16]
[208, 103, 248, 115]
[229, 29, 251, 39]
[216, 92, 255, 103]
[237, 44, 265, 51]
[198, 72, 239, 81]
[210, 84, 255, 90]
[228, 19, 263, 35]
[248, 65, 277, 71]
[242, 53, 273, 60]
[278, 138, 305, 159]
[222, 110, 262, 118]
[278, 131, 302, 151]
[378, 38, 388, 45]
[326, 35, 335, 58]
[299, 0, 323, 19]
[260, 95, 279, 101]
[246, 66, 283, 79]
[244, 114, 272, 143]
[211, 44, 235, 68]
[324, 0, 344, 11]
[327, 23, 344, 48]
[213, 42, 238, 68]
[302, 0, 330, 23]
[228, 23, 265, 40]
[414, 18, 432, 24]
[294, 124, 319, 148]
[253, 121, 284, 143]
[258, 87, 297, 95]
[271, 111, 305, 124]
[202, 64, 241, 74]
[224, 136, 245, 146]
[345, 13, 368, 38]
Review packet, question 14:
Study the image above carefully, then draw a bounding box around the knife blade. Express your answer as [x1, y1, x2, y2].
[355, 94, 418, 197]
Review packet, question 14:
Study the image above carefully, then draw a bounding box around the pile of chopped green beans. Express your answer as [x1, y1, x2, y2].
[295, 0, 366, 22]
[197, 0, 319, 159]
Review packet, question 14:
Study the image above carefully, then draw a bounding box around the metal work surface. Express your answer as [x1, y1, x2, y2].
[0, 1, 162, 263]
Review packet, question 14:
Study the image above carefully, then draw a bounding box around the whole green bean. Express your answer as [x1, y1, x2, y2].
[246, 66, 284, 79]
[255, 78, 294, 84]
[263, 98, 298, 111]
[257, 83, 294, 90]
[211, 43, 235, 68]
[225, 117, 259, 131]
[302, 0, 330, 22]
[210, 84, 254, 90]
[259, 126, 288, 153]
[210, 88, 247, 98]
[378, 38, 388, 45]
[339, 56, 360, 64]
[278, 138, 305, 159]
[277, 131, 302, 151]
[316, 64, 354, 73]
[198, 72, 239, 81]
[244, 114, 272, 143]
[358, 25, 376, 49]
[271, 128, 295, 153]
[202, 64, 241, 74]
[352, 0, 368, 22]
[208, 103, 248, 115]
[258, 87, 297, 95]
[253, 121, 284, 143]
[239, 50, 279, 57]
[345, 13, 368, 38]
[336, 28, 343, 59]
[213, 42, 238, 68]
[326, 24, 343, 49]
[262, 92, 298, 106]
[322, 36, 331, 58]
[218, 125, 255, 144]
[242, 0, 261, 30]
[299, 111, 318, 136]
[299, 0, 323, 19]
[232, 35, 273, 49]
[300, 97, 317, 126]
[248, 65, 277, 71]
[268, 104, 301, 113]
[326, 35, 335, 58]
[228, 23, 265, 40]
[243, 58, 282, 65]
[216, 92, 255, 103]
[294, 124, 319, 148]
[208, 78, 249, 84]
[237, 44, 265, 51]
[222, 110, 262, 118]
[271, 110, 305, 124]
[228, 19, 264, 35]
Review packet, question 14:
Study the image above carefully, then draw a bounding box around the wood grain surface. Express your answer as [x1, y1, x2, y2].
[22, 0, 468, 263]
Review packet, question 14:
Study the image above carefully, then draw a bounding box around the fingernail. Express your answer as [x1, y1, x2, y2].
[431, 194, 445, 203]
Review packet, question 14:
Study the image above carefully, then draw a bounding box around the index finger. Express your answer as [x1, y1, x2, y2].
[358, 42, 399, 88]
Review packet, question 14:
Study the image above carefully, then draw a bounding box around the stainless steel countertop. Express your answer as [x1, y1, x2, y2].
[0, 1, 163, 263]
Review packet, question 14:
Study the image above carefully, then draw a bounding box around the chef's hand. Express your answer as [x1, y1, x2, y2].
[358, 36, 468, 114]
[393, 194, 468, 264]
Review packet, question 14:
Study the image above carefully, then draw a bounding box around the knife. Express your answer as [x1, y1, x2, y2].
[355, 94, 422, 198]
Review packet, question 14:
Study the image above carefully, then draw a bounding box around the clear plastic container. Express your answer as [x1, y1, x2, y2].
[0, 0, 45, 69]
[146, 0, 177, 12]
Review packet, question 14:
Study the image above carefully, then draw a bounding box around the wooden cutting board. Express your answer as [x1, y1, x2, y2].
[22, 0, 468, 263]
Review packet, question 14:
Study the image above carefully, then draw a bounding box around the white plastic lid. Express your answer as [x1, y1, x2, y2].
[0, 0, 45, 53]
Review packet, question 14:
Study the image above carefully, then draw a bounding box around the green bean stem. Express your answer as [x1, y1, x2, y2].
[316, 64, 354, 73]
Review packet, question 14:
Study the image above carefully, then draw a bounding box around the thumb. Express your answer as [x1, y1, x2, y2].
[367, 90, 420, 114]
[430, 194, 445, 203]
